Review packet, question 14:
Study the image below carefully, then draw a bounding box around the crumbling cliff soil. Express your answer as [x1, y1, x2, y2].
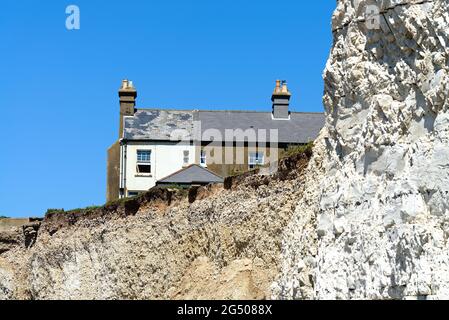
[0, 151, 311, 300]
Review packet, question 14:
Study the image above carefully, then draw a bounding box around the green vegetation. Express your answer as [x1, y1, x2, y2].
[159, 184, 188, 190]
[85, 205, 103, 210]
[66, 205, 103, 214]
[45, 205, 103, 216]
[45, 209, 65, 215]
[280, 142, 314, 159]
[0, 215, 9, 219]
[229, 167, 245, 177]
[105, 196, 135, 207]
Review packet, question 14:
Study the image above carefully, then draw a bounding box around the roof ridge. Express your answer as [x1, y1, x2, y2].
[136, 108, 193, 112]
[136, 107, 324, 114]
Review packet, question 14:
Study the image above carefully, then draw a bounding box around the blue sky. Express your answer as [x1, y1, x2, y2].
[0, 1, 335, 218]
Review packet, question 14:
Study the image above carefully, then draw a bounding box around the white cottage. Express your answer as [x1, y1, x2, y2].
[107, 80, 325, 201]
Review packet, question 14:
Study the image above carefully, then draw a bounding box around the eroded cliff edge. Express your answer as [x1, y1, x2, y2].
[274, 0, 449, 299]
[3, 0, 449, 301]
[0, 150, 312, 300]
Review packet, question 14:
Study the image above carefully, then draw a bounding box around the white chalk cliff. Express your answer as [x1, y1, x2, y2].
[275, 0, 449, 299]
[2, 0, 449, 301]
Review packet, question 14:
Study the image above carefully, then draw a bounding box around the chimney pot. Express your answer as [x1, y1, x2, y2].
[275, 80, 281, 93]
[281, 81, 289, 93]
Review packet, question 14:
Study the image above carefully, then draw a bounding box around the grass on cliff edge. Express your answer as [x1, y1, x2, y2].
[44, 188, 187, 216]
[45, 205, 103, 216]
[280, 142, 314, 159]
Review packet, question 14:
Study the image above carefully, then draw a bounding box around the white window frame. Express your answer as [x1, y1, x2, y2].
[136, 150, 152, 175]
[248, 152, 264, 170]
[137, 150, 151, 163]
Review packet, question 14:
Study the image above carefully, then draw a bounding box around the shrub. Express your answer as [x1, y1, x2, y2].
[281, 142, 314, 159]
[45, 209, 65, 215]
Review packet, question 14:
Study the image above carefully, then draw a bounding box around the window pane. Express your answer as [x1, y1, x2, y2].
[137, 164, 151, 173]
[200, 150, 206, 164]
[249, 152, 264, 166]
[249, 153, 257, 164]
[137, 150, 151, 163]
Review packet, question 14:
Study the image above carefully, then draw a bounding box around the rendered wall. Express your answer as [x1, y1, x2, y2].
[124, 141, 196, 194]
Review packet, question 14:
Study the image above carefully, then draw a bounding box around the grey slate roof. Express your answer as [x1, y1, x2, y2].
[123, 108, 325, 144]
[198, 111, 324, 144]
[157, 165, 224, 185]
[123, 109, 194, 141]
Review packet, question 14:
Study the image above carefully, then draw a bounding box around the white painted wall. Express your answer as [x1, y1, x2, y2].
[121, 141, 196, 196]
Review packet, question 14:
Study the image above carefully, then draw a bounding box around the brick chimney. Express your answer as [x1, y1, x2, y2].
[271, 80, 291, 120]
[118, 79, 137, 138]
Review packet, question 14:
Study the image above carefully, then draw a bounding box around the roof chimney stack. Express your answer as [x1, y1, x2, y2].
[118, 79, 137, 138]
[272, 80, 291, 120]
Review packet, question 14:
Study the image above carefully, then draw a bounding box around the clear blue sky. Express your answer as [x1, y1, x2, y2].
[0, 1, 335, 218]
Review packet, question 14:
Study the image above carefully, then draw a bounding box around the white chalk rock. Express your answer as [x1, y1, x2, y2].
[274, 0, 449, 300]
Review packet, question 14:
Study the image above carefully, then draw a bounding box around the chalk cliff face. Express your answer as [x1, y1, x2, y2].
[275, 0, 449, 299]
[0, 153, 310, 300]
